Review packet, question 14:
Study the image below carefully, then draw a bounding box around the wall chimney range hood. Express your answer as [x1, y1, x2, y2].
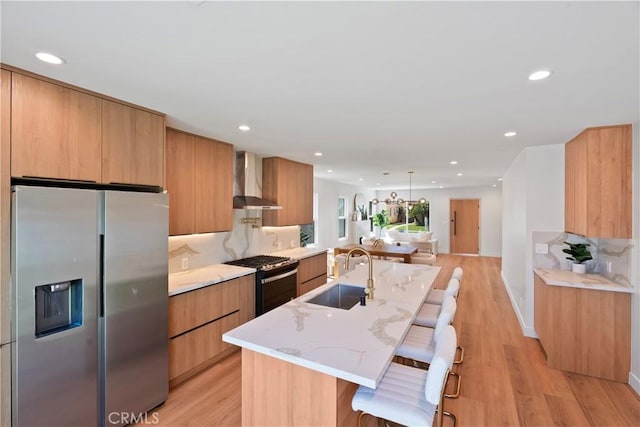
[233, 151, 282, 210]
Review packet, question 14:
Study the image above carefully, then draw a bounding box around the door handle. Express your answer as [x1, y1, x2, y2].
[453, 211, 457, 236]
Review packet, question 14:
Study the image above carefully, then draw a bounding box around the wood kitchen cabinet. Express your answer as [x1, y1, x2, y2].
[168, 274, 254, 386]
[101, 99, 165, 187]
[262, 157, 313, 226]
[166, 128, 233, 235]
[10, 71, 165, 186]
[297, 252, 327, 296]
[534, 273, 630, 382]
[11, 73, 102, 182]
[565, 124, 632, 238]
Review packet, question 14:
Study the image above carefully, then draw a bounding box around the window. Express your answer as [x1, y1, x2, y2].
[338, 196, 347, 239]
[300, 193, 318, 246]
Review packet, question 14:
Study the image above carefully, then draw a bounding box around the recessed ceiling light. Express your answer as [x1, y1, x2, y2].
[314, 152, 322, 157]
[36, 52, 65, 65]
[492, 184, 497, 187]
[504, 131, 517, 137]
[528, 70, 552, 81]
[238, 124, 251, 132]
[376, 183, 381, 186]
[431, 180, 436, 184]
[450, 161, 458, 165]
[457, 173, 463, 176]
[439, 186, 444, 189]
[359, 178, 364, 182]
[498, 178, 503, 181]
[327, 169, 333, 173]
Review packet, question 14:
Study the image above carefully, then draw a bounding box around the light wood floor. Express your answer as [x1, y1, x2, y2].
[151, 255, 640, 426]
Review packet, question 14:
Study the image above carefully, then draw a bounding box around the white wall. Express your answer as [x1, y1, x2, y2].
[501, 150, 528, 328]
[314, 177, 376, 250]
[501, 144, 565, 337]
[374, 186, 503, 256]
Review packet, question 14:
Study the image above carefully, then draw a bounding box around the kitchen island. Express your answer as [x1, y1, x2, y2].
[223, 260, 440, 426]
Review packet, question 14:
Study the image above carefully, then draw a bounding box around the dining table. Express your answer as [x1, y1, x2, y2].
[333, 242, 418, 263]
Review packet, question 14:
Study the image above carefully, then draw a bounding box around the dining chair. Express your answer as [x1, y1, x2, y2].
[352, 325, 458, 427]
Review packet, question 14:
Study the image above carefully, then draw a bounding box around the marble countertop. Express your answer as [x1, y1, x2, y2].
[223, 261, 441, 388]
[534, 268, 634, 293]
[169, 264, 256, 296]
[269, 246, 328, 260]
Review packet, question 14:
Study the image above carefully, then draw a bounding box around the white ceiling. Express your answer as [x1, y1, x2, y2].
[1, 1, 638, 191]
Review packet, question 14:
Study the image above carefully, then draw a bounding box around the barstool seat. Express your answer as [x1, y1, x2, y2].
[425, 278, 460, 305]
[352, 326, 458, 427]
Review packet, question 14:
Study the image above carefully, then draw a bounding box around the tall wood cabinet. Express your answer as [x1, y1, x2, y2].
[166, 128, 233, 235]
[10, 72, 165, 187]
[565, 124, 632, 238]
[262, 157, 313, 226]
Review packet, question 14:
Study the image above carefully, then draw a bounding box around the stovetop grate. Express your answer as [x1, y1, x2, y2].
[225, 255, 293, 270]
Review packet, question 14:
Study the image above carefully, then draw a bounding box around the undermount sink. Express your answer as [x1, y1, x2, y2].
[306, 284, 366, 310]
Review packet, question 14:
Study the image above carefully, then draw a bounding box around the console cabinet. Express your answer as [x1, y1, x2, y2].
[297, 252, 327, 296]
[262, 157, 313, 226]
[166, 128, 233, 235]
[10, 72, 165, 186]
[168, 274, 254, 386]
[534, 273, 630, 382]
[565, 124, 632, 238]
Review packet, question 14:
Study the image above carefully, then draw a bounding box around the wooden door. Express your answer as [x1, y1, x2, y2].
[11, 73, 102, 181]
[450, 199, 479, 254]
[166, 128, 196, 235]
[102, 100, 165, 187]
[194, 136, 233, 233]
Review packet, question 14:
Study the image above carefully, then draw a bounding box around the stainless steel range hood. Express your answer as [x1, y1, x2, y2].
[233, 151, 282, 210]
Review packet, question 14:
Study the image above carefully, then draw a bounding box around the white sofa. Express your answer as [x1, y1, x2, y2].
[384, 230, 438, 255]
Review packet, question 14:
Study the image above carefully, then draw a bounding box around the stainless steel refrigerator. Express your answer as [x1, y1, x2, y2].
[11, 185, 169, 427]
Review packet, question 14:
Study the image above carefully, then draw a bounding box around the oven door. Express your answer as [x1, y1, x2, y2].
[257, 262, 298, 315]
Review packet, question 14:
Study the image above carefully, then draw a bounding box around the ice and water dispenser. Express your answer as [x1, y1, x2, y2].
[35, 279, 83, 338]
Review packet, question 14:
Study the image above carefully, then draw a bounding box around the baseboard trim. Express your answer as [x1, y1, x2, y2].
[630, 371, 640, 396]
[500, 270, 537, 338]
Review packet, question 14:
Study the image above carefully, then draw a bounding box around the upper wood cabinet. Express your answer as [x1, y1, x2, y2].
[11, 73, 102, 182]
[10, 72, 165, 186]
[102, 99, 165, 187]
[262, 157, 313, 226]
[565, 124, 632, 238]
[166, 128, 233, 235]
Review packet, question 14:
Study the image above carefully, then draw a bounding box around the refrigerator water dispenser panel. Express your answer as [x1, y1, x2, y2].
[35, 279, 83, 338]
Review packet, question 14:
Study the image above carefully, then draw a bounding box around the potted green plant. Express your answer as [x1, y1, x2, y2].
[562, 241, 592, 274]
[372, 210, 389, 238]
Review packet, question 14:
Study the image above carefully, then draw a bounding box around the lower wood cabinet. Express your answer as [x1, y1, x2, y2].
[168, 274, 254, 385]
[297, 253, 327, 296]
[533, 273, 630, 382]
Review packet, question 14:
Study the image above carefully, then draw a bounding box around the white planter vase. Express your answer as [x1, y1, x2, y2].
[572, 263, 586, 274]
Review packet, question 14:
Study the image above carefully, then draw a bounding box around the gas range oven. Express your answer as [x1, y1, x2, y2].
[225, 255, 299, 316]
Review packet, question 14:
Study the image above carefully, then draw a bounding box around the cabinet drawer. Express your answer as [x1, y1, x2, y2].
[169, 312, 240, 380]
[298, 253, 327, 283]
[169, 280, 240, 337]
[299, 275, 327, 297]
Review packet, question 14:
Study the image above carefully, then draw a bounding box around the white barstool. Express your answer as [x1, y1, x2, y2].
[352, 325, 458, 427]
[425, 277, 460, 305]
[452, 266, 463, 281]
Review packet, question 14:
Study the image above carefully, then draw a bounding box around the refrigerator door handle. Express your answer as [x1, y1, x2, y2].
[99, 234, 105, 318]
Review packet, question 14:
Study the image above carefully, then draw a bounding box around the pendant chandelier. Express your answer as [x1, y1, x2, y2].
[371, 171, 426, 207]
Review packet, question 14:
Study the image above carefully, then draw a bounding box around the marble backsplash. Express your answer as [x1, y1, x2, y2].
[168, 209, 300, 273]
[532, 231, 633, 287]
